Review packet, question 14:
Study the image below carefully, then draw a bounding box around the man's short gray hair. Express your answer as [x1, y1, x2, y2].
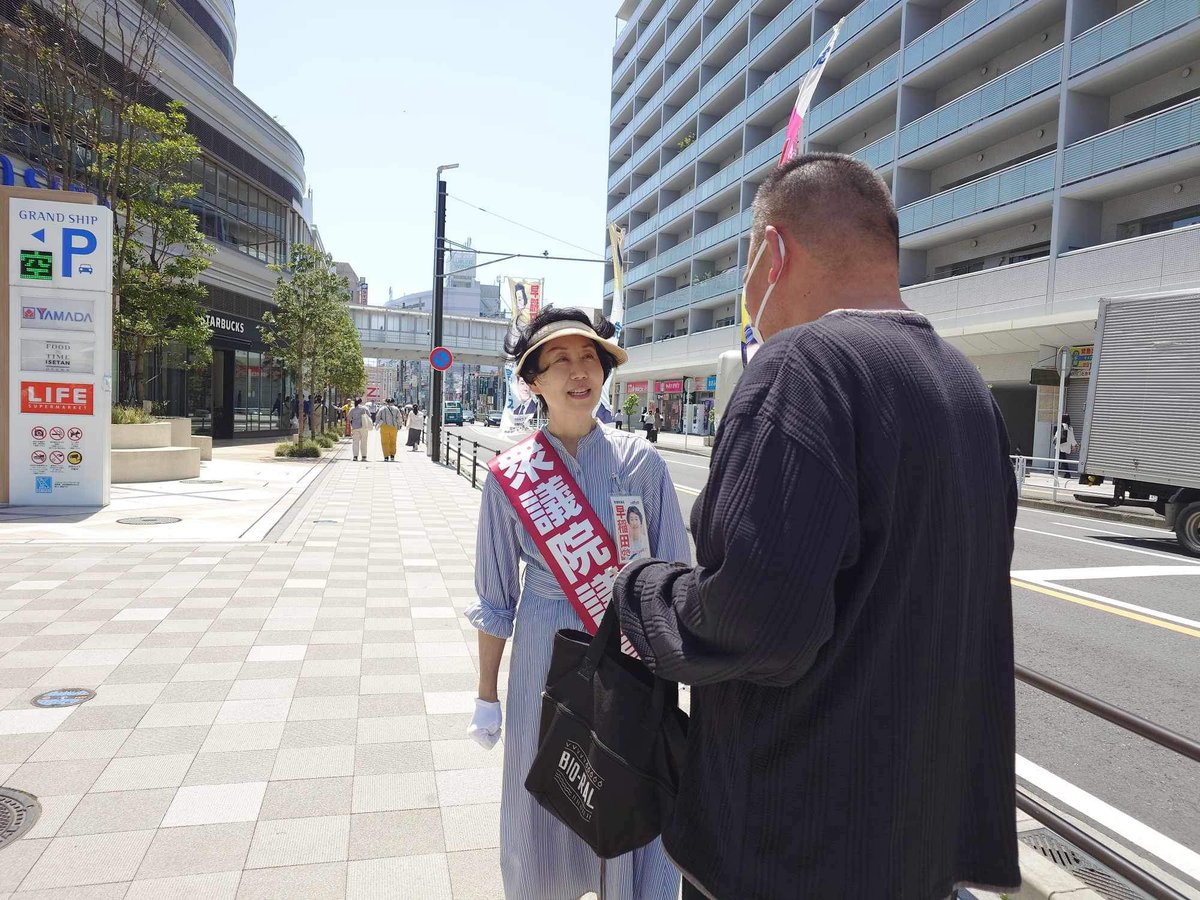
[750, 153, 899, 264]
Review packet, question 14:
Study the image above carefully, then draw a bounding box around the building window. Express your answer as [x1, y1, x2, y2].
[1116, 204, 1200, 240]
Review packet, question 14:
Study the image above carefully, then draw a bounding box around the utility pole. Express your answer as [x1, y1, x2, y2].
[429, 163, 458, 462]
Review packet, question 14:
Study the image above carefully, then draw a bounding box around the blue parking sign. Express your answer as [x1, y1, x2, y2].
[35, 476, 53, 494]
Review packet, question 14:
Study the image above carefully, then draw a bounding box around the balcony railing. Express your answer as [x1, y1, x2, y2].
[899, 45, 1062, 156]
[609, 156, 634, 192]
[1062, 95, 1200, 184]
[660, 187, 698, 225]
[628, 173, 660, 208]
[1070, 0, 1200, 76]
[655, 283, 694, 313]
[615, 0, 653, 58]
[853, 131, 895, 169]
[747, 44, 815, 115]
[696, 156, 745, 203]
[693, 266, 743, 302]
[808, 51, 899, 133]
[698, 99, 747, 154]
[663, 43, 703, 101]
[627, 299, 656, 322]
[700, 47, 749, 106]
[694, 209, 752, 254]
[897, 151, 1055, 235]
[750, 0, 815, 58]
[905, 0, 1030, 75]
[702, 0, 750, 57]
[745, 125, 790, 172]
[817, 0, 901, 52]
[661, 138, 700, 182]
[656, 236, 696, 271]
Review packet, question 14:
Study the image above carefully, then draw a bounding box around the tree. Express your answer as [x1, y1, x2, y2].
[107, 101, 213, 402]
[315, 309, 367, 404]
[623, 392, 642, 420]
[262, 244, 349, 444]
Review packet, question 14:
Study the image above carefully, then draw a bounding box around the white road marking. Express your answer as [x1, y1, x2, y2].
[1056, 522, 1173, 539]
[1019, 505, 1173, 535]
[1017, 754, 1200, 880]
[655, 450, 712, 469]
[1015, 526, 1200, 565]
[1013, 576, 1200, 630]
[674, 484, 701, 496]
[1012, 566, 1200, 581]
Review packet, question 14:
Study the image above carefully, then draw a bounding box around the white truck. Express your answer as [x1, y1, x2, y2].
[1079, 291, 1200, 556]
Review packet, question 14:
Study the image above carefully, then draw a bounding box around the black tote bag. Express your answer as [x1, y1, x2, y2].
[524, 600, 689, 859]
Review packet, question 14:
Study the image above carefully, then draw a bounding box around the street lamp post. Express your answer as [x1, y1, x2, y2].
[429, 163, 458, 463]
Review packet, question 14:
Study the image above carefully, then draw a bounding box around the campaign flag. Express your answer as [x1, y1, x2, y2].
[596, 224, 627, 425]
[779, 20, 845, 166]
[739, 20, 845, 366]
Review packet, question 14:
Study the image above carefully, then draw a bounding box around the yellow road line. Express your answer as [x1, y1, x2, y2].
[1011, 578, 1200, 639]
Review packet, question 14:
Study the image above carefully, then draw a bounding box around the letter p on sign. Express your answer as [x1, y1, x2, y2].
[62, 227, 96, 277]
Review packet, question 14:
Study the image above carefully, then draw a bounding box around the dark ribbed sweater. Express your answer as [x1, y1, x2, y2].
[616, 309, 1020, 900]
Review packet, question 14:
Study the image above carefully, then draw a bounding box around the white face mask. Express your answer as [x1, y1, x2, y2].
[745, 234, 786, 343]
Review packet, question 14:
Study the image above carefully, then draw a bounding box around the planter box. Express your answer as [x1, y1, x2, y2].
[190, 435, 213, 461]
[111, 422, 171, 450]
[158, 416, 192, 448]
[111, 447, 201, 483]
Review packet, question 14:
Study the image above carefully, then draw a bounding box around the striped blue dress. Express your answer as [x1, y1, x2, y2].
[467, 424, 690, 900]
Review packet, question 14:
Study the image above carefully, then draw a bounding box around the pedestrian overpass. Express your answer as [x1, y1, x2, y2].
[349, 305, 507, 366]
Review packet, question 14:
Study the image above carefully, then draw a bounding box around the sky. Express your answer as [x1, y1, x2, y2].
[233, 0, 619, 310]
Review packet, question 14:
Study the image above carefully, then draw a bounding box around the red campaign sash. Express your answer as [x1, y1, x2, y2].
[488, 431, 636, 657]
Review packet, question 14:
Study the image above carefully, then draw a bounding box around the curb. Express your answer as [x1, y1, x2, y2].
[1016, 496, 1164, 528]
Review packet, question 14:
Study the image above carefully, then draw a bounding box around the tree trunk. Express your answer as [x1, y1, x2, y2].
[133, 335, 146, 404]
[295, 353, 304, 446]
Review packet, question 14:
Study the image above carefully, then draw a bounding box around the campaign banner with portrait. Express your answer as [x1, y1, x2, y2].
[504, 277, 543, 329]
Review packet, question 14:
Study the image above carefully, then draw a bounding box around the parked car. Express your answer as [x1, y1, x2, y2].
[463, 409, 476, 424]
[486, 410, 503, 427]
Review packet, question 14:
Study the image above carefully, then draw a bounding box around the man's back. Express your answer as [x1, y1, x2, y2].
[657, 310, 1019, 898]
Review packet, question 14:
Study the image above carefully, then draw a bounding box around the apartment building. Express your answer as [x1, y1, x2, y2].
[604, 0, 1200, 453]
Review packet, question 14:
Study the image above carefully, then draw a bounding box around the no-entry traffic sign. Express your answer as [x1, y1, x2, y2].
[430, 347, 454, 371]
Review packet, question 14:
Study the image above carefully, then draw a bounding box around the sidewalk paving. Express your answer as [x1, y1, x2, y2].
[0, 438, 334, 544]
[0, 432, 508, 899]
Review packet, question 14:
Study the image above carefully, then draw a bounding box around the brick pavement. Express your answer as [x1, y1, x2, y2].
[0, 432, 510, 899]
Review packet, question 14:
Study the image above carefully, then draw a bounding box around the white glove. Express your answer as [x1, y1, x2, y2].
[467, 698, 502, 750]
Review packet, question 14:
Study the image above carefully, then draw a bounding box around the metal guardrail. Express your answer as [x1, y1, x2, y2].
[1013, 664, 1197, 899]
[440, 431, 503, 490]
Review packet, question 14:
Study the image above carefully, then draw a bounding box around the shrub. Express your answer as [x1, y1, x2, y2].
[112, 406, 154, 425]
[315, 435, 335, 449]
[275, 440, 323, 458]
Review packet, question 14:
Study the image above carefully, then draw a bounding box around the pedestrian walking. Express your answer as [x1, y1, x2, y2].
[348, 397, 371, 462]
[466, 307, 689, 900]
[377, 397, 402, 461]
[613, 154, 1021, 899]
[302, 394, 313, 438]
[405, 404, 425, 451]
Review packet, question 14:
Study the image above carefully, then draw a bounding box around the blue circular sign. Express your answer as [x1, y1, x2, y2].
[32, 688, 95, 708]
[430, 347, 454, 371]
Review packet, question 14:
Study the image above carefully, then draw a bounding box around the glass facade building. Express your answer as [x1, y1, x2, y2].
[604, 0, 1200, 452]
[1, 0, 316, 439]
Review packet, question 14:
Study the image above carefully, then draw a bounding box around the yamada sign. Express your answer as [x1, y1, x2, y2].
[20, 381, 94, 415]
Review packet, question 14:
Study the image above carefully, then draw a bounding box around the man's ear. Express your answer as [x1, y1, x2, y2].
[765, 225, 787, 283]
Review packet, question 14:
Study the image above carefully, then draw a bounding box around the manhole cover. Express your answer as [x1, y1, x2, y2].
[31, 688, 95, 708]
[116, 516, 182, 525]
[1021, 828, 1151, 900]
[0, 788, 41, 849]
[181, 479, 222, 485]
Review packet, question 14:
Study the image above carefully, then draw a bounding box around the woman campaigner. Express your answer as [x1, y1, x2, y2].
[466, 308, 689, 899]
